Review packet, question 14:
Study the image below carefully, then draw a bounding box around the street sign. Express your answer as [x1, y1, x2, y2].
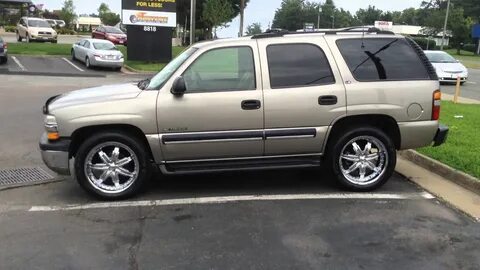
[121, 0, 177, 62]
[472, 24, 480, 38]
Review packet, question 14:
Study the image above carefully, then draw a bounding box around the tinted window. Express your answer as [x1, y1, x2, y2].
[183, 47, 255, 92]
[28, 20, 50, 28]
[104, 26, 124, 34]
[337, 38, 430, 81]
[267, 44, 335, 88]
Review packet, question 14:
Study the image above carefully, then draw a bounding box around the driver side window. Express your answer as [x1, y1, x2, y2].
[183, 46, 255, 93]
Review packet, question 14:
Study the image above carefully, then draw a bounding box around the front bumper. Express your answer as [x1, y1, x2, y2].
[437, 72, 468, 83]
[433, 124, 449, 147]
[39, 132, 71, 175]
[31, 36, 57, 42]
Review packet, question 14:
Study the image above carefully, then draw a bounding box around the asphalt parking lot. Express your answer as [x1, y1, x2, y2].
[0, 55, 122, 77]
[0, 73, 479, 269]
[1, 32, 87, 44]
[441, 68, 480, 100]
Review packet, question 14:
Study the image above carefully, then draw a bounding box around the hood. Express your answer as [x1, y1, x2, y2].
[30, 27, 56, 33]
[431, 62, 467, 73]
[49, 83, 141, 112]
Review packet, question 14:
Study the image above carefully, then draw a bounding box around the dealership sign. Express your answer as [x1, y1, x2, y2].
[374, 21, 393, 30]
[122, 0, 177, 27]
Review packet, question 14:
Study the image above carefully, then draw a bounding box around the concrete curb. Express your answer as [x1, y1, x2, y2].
[399, 150, 480, 195]
[123, 64, 155, 75]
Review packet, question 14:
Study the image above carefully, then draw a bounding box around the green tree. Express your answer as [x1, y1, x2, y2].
[98, 3, 110, 16]
[96, 3, 120, 26]
[59, 0, 76, 28]
[355, 5, 383, 25]
[202, 0, 234, 38]
[245, 22, 262, 35]
[272, 0, 305, 30]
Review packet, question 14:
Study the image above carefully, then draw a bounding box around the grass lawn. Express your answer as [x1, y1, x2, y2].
[119, 46, 185, 72]
[8, 43, 72, 55]
[417, 101, 480, 179]
[444, 49, 480, 69]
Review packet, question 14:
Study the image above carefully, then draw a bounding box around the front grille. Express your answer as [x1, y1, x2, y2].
[444, 71, 462, 74]
[38, 32, 52, 35]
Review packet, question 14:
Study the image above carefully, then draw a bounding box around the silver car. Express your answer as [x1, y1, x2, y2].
[424, 50, 468, 84]
[71, 39, 124, 70]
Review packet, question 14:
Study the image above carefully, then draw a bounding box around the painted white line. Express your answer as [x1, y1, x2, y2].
[62, 57, 84, 72]
[465, 81, 477, 85]
[28, 192, 435, 212]
[11, 56, 26, 71]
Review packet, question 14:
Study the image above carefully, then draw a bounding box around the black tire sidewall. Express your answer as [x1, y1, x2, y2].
[74, 132, 150, 200]
[331, 127, 396, 191]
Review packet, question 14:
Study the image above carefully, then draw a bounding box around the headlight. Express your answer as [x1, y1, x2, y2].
[44, 115, 60, 140]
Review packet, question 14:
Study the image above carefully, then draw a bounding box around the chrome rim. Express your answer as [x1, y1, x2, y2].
[339, 136, 388, 186]
[84, 142, 139, 194]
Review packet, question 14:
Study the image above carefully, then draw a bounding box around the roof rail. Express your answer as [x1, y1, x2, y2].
[251, 27, 395, 39]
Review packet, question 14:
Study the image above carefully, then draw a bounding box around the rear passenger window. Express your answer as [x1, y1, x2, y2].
[267, 44, 335, 88]
[337, 38, 430, 81]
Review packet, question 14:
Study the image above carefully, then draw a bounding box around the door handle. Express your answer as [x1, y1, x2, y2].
[241, 100, 261, 110]
[318, 95, 338, 105]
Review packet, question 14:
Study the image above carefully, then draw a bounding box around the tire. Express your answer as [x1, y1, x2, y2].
[85, 57, 92, 69]
[71, 49, 76, 61]
[26, 34, 30, 43]
[16, 32, 22, 42]
[114, 67, 122, 72]
[329, 126, 396, 191]
[74, 131, 151, 200]
[0, 57, 6, 64]
[52, 40, 58, 44]
[460, 81, 466, 86]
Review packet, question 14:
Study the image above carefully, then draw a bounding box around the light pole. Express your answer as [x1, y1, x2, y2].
[239, 0, 245, 37]
[332, 14, 335, 29]
[190, 0, 196, 45]
[440, 0, 451, 50]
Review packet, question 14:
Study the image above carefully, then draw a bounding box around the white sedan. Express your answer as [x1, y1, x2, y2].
[424, 50, 468, 84]
[71, 39, 124, 71]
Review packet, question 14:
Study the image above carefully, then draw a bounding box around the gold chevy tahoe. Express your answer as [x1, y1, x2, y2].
[40, 28, 449, 199]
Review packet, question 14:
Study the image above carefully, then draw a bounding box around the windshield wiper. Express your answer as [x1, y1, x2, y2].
[137, 78, 151, 90]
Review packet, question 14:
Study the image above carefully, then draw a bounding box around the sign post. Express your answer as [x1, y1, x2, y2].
[121, 0, 177, 62]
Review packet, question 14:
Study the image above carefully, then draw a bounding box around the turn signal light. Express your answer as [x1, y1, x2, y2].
[432, 90, 441, 121]
[47, 132, 60, 141]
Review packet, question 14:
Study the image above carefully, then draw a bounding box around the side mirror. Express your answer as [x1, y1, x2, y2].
[171, 77, 187, 96]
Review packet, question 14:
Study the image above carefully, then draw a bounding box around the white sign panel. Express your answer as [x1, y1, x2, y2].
[122, 10, 176, 27]
[374, 21, 393, 30]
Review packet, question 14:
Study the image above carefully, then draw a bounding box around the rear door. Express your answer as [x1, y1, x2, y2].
[257, 36, 347, 156]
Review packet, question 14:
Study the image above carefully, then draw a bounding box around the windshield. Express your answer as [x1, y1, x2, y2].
[425, 52, 457, 63]
[104, 26, 124, 34]
[93, 42, 117, 50]
[146, 47, 198, 90]
[28, 20, 50, 28]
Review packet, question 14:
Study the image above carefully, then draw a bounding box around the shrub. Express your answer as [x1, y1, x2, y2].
[56, 28, 76, 35]
[4, 25, 16, 33]
[411, 37, 437, 50]
[462, 44, 476, 53]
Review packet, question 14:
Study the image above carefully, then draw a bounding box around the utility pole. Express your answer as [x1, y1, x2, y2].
[317, 2, 322, 29]
[239, 0, 245, 37]
[440, 0, 451, 50]
[190, 0, 196, 45]
[332, 14, 335, 29]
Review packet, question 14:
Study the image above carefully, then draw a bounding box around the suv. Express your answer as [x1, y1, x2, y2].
[0, 36, 7, 64]
[16, 17, 58, 43]
[40, 28, 448, 199]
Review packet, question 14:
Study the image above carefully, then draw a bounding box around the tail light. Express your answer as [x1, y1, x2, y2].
[432, 90, 441, 120]
[3, 42, 7, 49]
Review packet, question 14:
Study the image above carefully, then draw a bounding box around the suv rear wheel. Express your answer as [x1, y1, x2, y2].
[74, 132, 151, 200]
[16, 32, 22, 42]
[330, 127, 396, 191]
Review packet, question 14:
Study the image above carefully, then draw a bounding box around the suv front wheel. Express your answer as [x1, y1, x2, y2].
[74, 131, 151, 200]
[330, 127, 396, 191]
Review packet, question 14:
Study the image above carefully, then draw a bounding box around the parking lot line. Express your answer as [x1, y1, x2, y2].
[28, 192, 435, 212]
[11, 56, 26, 71]
[62, 57, 84, 72]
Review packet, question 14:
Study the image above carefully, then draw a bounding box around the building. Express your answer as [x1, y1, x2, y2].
[391, 25, 450, 47]
[74, 16, 101, 32]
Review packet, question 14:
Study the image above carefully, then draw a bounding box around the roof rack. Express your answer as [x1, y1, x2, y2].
[251, 27, 395, 39]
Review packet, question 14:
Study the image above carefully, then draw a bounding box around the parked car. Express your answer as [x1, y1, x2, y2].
[424, 50, 468, 84]
[71, 38, 124, 70]
[40, 28, 448, 199]
[55, 20, 66, 28]
[0, 36, 7, 64]
[16, 17, 58, 43]
[92, 25, 127, 45]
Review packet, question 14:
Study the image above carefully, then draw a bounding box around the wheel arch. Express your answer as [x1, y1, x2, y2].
[69, 124, 155, 162]
[324, 114, 401, 154]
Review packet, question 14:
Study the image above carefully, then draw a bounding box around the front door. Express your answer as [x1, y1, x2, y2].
[157, 42, 264, 161]
[257, 37, 347, 156]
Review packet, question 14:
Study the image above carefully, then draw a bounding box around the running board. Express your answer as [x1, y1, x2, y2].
[161, 156, 322, 174]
